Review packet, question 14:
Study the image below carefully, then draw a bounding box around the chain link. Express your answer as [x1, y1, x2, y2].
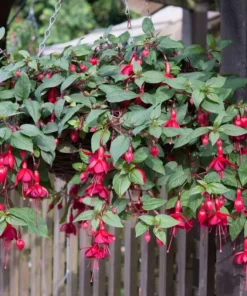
[122, 0, 134, 43]
[37, 0, 62, 57]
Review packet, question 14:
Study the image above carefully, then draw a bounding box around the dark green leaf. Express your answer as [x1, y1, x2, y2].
[113, 174, 131, 197]
[102, 211, 123, 228]
[135, 221, 149, 237]
[155, 214, 180, 228]
[23, 99, 41, 123]
[110, 135, 130, 164]
[10, 132, 33, 152]
[14, 72, 31, 101]
[142, 198, 166, 210]
[73, 210, 94, 222]
[139, 215, 155, 225]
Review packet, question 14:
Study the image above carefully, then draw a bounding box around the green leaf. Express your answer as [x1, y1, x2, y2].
[206, 77, 226, 88]
[41, 150, 55, 166]
[238, 165, 247, 187]
[129, 168, 145, 185]
[219, 124, 247, 136]
[23, 99, 41, 123]
[10, 132, 33, 152]
[158, 36, 183, 49]
[153, 228, 166, 245]
[0, 101, 19, 117]
[42, 122, 58, 134]
[145, 156, 166, 175]
[192, 89, 205, 108]
[133, 147, 149, 163]
[0, 27, 5, 40]
[54, 99, 65, 119]
[8, 208, 48, 237]
[102, 211, 123, 228]
[142, 198, 166, 211]
[69, 174, 81, 185]
[6, 215, 27, 226]
[112, 199, 129, 214]
[85, 109, 106, 127]
[135, 221, 149, 237]
[142, 18, 154, 34]
[98, 65, 119, 76]
[155, 214, 179, 228]
[110, 135, 130, 164]
[91, 130, 110, 152]
[139, 215, 155, 226]
[35, 74, 64, 100]
[73, 210, 94, 222]
[229, 215, 246, 241]
[206, 183, 230, 194]
[0, 89, 14, 100]
[58, 104, 84, 133]
[244, 221, 247, 237]
[166, 171, 187, 192]
[113, 174, 131, 197]
[20, 124, 41, 137]
[35, 134, 56, 153]
[14, 72, 31, 101]
[142, 71, 165, 83]
[0, 220, 7, 236]
[209, 131, 219, 146]
[61, 74, 79, 92]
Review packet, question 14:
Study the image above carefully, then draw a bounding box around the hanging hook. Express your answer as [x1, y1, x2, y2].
[121, 0, 134, 43]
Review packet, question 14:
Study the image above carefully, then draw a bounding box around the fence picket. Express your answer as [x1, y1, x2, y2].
[124, 220, 138, 296]
[79, 228, 92, 296]
[108, 227, 122, 296]
[176, 230, 186, 296]
[140, 234, 156, 296]
[41, 199, 53, 296]
[93, 259, 106, 296]
[53, 178, 66, 296]
[198, 228, 208, 296]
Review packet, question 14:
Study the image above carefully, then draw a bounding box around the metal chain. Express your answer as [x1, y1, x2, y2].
[144, 0, 152, 18]
[37, 0, 62, 57]
[122, 0, 134, 44]
[26, 0, 38, 31]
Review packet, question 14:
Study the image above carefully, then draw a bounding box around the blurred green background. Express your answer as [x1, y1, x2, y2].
[7, 0, 133, 54]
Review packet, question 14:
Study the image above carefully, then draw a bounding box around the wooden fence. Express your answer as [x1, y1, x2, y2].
[0, 179, 218, 296]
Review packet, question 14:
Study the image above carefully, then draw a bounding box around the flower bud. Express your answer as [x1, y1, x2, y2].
[70, 130, 79, 143]
[150, 145, 159, 157]
[16, 239, 25, 251]
[144, 231, 151, 243]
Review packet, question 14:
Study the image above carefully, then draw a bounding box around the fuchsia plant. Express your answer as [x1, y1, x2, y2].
[0, 18, 247, 284]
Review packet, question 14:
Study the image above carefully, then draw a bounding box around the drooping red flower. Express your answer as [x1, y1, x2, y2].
[85, 147, 110, 175]
[15, 160, 34, 185]
[233, 238, 247, 290]
[150, 145, 159, 157]
[94, 229, 115, 244]
[0, 224, 17, 268]
[167, 200, 192, 253]
[2, 146, 15, 170]
[124, 146, 134, 164]
[47, 87, 60, 103]
[163, 108, 180, 128]
[0, 158, 7, 183]
[121, 64, 133, 76]
[85, 184, 110, 200]
[25, 171, 49, 200]
[60, 214, 77, 238]
[234, 189, 244, 213]
[16, 239, 25, 251]
[207, 146, 237, 178]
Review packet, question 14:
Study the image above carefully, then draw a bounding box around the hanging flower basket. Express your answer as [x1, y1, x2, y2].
[0, 17, 247, 284]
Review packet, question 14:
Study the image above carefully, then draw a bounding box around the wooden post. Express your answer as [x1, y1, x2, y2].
[216, 1, 247, 295]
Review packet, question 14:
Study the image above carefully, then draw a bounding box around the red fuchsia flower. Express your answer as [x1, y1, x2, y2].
[0, 223, 17, 268]
[25, 171, 49, 200]
[2, 146, 15, 170]
[120, 52, 137, 76]
[124, 146, 134, 164]
[85, 183, 110, 200]
[85, 147, 110, 175]
[167, 200, 192, 253]
[156, 238, 164, 247]
[233, 238, 247, 290]
[79, 64, 87, 72]
[69, 64, 77, 72]
[69, 185, 79, 197]
[207, 146, 237, 178]
[72, 197, 86, 212]
[94, 223, 115, 244]
[164, 61, 174, 79]
[150, 145, 159, 157]
[197, 202, 207, 224]
[142, 47, 149, 58]
[47, 87, 60, 103]
[197, 109, 210, 126]
[89, 57, 99, 65]
[0, 158, 7, 183]
[234, 189, 244, 213]
[144, 231, 151, 243]
[16, 239, 25, 251]
[201, 134, 209, 146]
[80, 172, 88, 183]
[241, 146, 247, 155]
[163, 108, 180, 128]
[60, 213, 77, 238]
[15, 160, 34, 185]
[70, 130, 79, 143]
[0, 203, 5, 211]
[241, 115, 247, 128]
